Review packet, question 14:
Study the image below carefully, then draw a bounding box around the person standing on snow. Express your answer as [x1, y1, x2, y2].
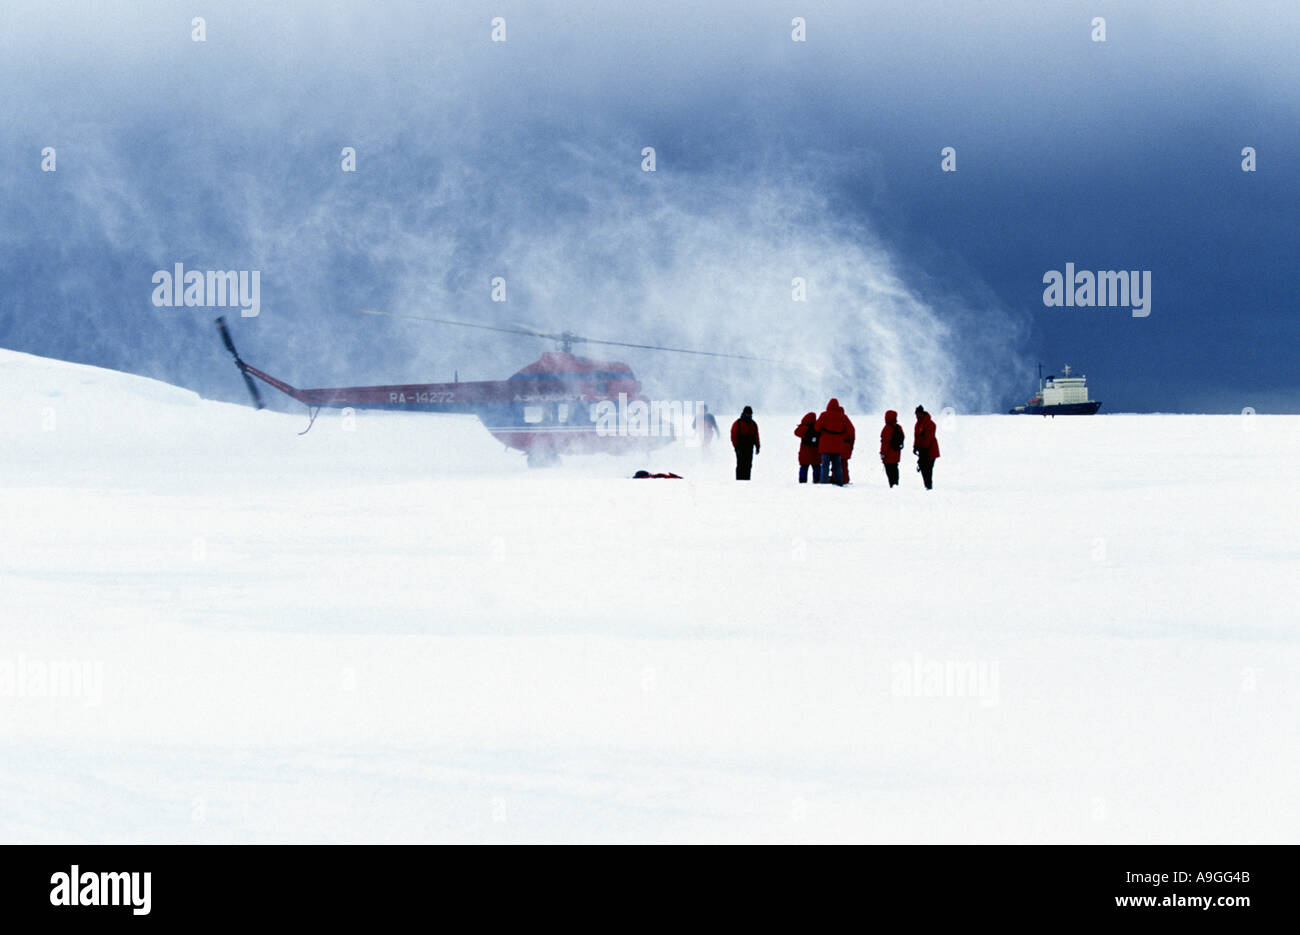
[696, 404, 720, 450]
[879, 409, 905, 487]
[842, 414, 856, 485]
[912, 405, 940, 490]
[815, 398, 853, 486]
[793, 412, 820, 483]
[731, 406, 760, 480]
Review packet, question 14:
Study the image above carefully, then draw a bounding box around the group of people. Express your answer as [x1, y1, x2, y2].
[729, 400, 941, 489]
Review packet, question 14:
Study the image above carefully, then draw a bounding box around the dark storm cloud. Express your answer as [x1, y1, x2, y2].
[1, 1, 1296, 411]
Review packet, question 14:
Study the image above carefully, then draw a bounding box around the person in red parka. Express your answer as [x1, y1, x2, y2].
[815, 398, 854, 486]
[730, 406, 760, 480]
[879, 409, 904, 487]
[912, 405, 940, 489]
[793, 412, 820, 483]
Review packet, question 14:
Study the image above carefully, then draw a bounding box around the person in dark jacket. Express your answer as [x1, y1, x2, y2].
[842, 415, 856, 485]
[696, 404, 719, 449]
[730, 406, 760, 480]
[815, 398, 854, 486]
[793, 412, 821, 483]
[879, 409, 904, 487]
[912, 405, 940, 489]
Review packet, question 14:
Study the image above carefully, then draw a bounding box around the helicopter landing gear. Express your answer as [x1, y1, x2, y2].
[298, 405, 322, 435]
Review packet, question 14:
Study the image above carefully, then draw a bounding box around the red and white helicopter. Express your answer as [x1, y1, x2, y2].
[217, 311, 774, 466]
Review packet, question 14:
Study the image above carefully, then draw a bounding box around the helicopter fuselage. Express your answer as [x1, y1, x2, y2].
[232, 344, 676, 463]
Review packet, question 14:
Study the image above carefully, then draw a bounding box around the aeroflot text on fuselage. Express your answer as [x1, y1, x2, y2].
[151, 263, 260, 317]
[1042, 263, 1151, 317]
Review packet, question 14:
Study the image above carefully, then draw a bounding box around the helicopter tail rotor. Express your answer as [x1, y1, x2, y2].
[216, 317, 265, 410]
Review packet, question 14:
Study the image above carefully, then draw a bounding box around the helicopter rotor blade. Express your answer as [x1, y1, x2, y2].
[355, 308, 555, 341]
[354, 308, 789, 365]
[565, 335, 788, 365]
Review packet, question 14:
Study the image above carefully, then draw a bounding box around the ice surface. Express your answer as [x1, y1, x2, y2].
[1, 350, 1295, 842]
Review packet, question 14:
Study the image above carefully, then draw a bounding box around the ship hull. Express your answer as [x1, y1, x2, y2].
[1010, 401, 1102, 415]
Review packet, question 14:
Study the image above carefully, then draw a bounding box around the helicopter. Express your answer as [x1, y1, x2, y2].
[216, 310, 777, 467]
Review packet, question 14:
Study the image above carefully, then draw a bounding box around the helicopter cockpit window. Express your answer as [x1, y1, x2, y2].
[523, 405, 545, 424]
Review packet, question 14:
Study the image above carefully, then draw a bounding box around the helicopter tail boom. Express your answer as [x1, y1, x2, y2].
[216, 318, 503, 413]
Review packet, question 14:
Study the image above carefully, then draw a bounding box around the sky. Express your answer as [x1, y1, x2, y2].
[1, 0, 1296, 414]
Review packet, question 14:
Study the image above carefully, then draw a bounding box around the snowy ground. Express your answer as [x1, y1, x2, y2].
[1, 348, 1295, 843]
